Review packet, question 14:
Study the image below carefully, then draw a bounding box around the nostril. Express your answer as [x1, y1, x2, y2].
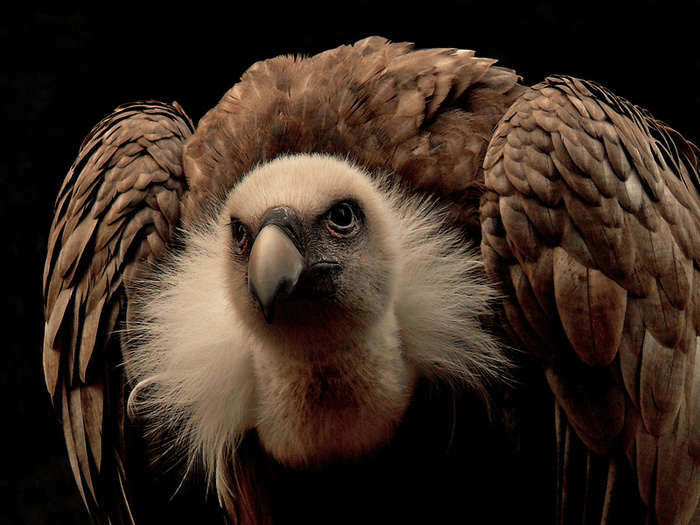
[292, 262, 341, 301]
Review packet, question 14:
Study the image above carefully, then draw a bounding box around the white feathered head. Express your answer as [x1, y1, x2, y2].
[127, 153, 508, 496]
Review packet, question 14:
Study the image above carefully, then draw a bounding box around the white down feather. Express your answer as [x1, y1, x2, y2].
[126, 153, 509, 498]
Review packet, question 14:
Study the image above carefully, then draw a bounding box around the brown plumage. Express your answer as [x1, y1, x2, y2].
[182, 37, 524, 235]
[43, 100, 195, 523]
[481, 76, 700, 523]
[42, 37, 700, 524]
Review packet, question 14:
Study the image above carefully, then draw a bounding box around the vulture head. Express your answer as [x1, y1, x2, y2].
[219, 153, 417, 468]
[127, 153, 507, 490]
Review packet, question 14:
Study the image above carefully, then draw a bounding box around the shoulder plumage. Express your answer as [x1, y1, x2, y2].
[182, 37, 524, 234]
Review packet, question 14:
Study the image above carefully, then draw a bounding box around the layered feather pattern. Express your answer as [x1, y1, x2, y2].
[182, 36, 524, 234]
[481, 75, 700, 524]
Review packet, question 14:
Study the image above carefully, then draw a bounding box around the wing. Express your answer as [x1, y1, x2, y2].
[43, 100, 194, 524]
[481, 75, 700, 524]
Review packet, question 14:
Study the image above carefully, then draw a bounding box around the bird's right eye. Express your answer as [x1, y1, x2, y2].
[231, 220, 249, 249]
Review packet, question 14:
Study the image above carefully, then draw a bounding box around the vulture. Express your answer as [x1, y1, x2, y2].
[42, 36, 700, 524]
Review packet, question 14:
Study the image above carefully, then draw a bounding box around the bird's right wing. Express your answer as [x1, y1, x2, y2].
[42, 101, 194, 524]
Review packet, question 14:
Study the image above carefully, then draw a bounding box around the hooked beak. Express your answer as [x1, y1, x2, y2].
[248, 221, 304, 324]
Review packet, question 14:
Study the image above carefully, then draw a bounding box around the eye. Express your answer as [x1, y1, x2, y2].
[231, 219, 249, 249]
[326, 201, 358, 236]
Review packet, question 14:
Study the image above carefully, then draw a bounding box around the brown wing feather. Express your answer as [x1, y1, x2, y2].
[481, 75, 700, 524]
[42, 101, 194, 524]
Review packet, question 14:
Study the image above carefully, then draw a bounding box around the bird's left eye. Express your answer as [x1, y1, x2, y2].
[231, 220, 249, 248]
[326, 201, 358, 235]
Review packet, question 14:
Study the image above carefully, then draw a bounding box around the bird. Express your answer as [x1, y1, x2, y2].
[42, 36, 700, 524]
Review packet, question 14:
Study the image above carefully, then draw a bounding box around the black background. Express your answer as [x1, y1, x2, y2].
[3, 3, 700, 524]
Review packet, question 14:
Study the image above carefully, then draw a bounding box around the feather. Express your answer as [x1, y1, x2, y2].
[42, 101, 193, 524]
[639, 330, 687, 435]
[508, 261, 560, 345]
[483, 73, 700, 524]
[545, 363, 627, 454]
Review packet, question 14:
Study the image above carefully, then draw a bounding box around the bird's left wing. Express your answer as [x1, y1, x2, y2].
[481, 75, 700, 524]
[42, 101, 194, 524]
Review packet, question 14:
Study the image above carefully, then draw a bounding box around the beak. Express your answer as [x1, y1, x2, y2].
[248, 219, 304, 324]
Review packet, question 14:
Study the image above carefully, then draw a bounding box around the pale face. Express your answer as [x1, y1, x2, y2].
[221, 154, 399, 350]
[217, 154, 414, 466]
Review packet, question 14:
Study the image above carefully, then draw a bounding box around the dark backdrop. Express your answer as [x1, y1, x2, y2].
[3, 3, 699, 524]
